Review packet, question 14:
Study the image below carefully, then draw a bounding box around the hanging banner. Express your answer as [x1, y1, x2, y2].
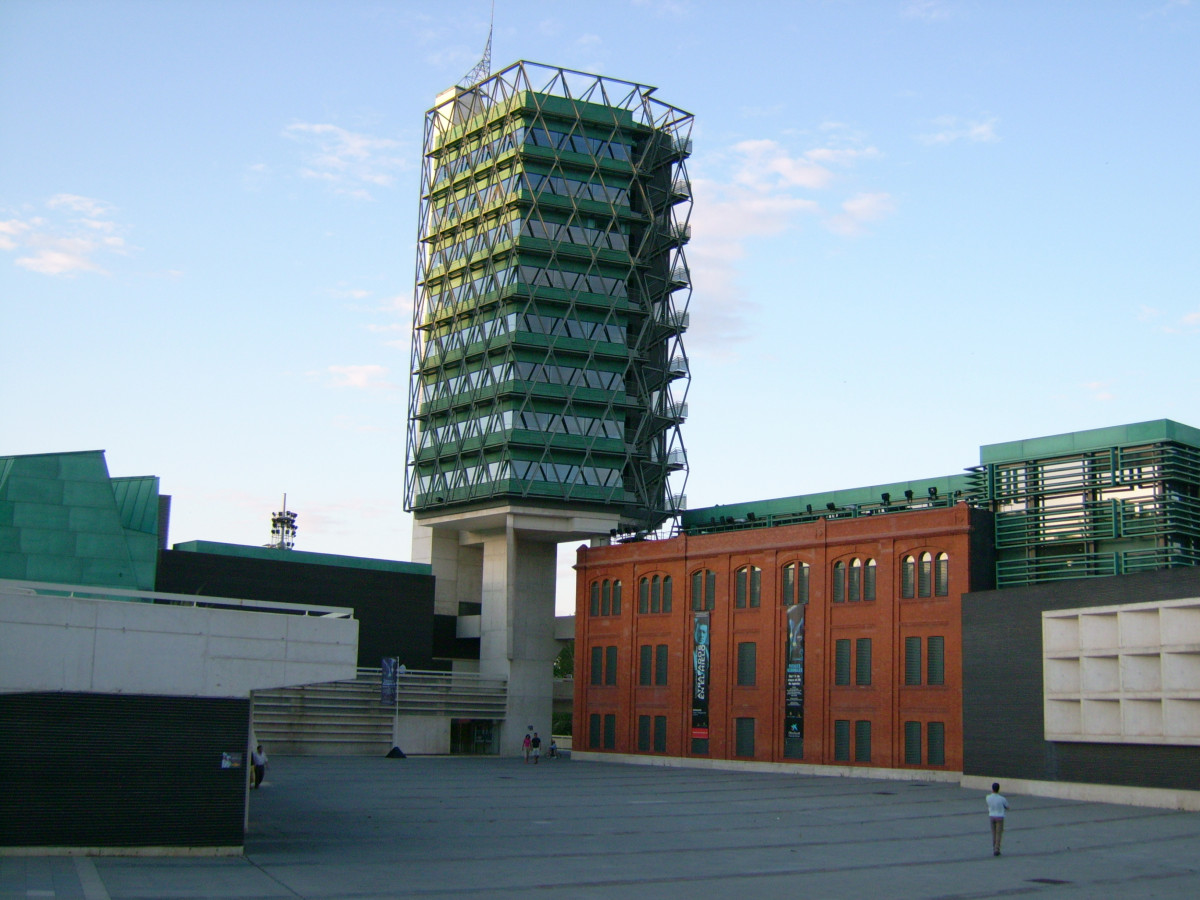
[784, 604, 805, 758]
[691, 612, 710, 747]
[381, 657, 398, 706]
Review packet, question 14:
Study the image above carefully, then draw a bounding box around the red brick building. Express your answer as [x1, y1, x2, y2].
[574, 501, 994, 771]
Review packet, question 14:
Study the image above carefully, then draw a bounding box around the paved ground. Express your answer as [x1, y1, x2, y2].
[4, 755, 1200, 899]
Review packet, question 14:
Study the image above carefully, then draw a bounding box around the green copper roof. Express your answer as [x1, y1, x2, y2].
[171, 540, 432, 576]
[111, 476, 160, 535]
[979, 419, 1200, 465]
[0, 450, 158, 590]
[682, 474, 974, 531]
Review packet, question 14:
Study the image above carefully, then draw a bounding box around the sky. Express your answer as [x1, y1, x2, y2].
[3, 0, 1198, 614]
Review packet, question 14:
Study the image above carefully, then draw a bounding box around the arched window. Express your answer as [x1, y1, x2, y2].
[848, 559, 862, 602]
[901, 556, 916, 599]
[918, 552, 933, 598]
[639, 575, 672, 614]
[781, 562, 810, 606]
[601, 579, 612, 615]
[864, 559, 877, 601]
[832, 561, 846, 603]
[590, 581, 601, 615]
[612, 580, 622, 615]
[691, 568, 716, 611]
[934, 553, 949, 596]
[735, 565, 762, 608]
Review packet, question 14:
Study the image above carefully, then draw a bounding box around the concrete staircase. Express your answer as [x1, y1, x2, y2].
[252, 672, 394, 756]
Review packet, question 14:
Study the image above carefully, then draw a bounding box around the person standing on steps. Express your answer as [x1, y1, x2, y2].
[986, 783, 1009, 856]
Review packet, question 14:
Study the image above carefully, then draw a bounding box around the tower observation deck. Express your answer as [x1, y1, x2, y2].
[404, 62, 694, 753]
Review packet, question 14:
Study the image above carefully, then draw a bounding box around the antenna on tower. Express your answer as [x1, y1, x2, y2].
[457, 0, 494, 88]
[267, 494, 298, 551]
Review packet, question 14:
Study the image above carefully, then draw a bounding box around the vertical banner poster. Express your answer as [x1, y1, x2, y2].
[691, 612, 710, 752]
[784, 604, 805, 758]
[381, 656, 398, 706]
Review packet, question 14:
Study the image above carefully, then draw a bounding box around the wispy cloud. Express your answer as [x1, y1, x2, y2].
[685, 130, 893, 356]
[326, 364, 394, 390]
[284, 123, 407, 200]
[1142, 305, 1200, 333]
[1142, 0, 1191, 18]
[0, 194, 131, 276]
[1083, 380, 1115, 402]
[825, 192, 898, 236]
[903, 0, 953, 21]
[917, 115, 1000, 145]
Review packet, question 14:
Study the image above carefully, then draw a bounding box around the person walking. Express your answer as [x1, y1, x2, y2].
[251, 744, 268, 789]
[522, 732, 532, 763]
[986, 783, 1009, 856]
[530, 732, 542, 764]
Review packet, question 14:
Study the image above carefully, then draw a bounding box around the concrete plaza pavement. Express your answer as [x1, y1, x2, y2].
[4, 754, 1200, 899]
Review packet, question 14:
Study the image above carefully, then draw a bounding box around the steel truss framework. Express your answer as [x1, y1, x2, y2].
[405, 61, 692, 531]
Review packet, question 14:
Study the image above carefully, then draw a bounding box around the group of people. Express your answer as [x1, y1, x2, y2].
[521, 731, 557, 763]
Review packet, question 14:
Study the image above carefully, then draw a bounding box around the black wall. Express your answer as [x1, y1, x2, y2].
[157, 549, 436, 669]
[963, 567, 1200, 791]
[0, 693, 248, 848]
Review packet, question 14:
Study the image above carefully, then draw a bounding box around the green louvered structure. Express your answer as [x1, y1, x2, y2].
[405, 61, 692, 532]
[967, 419, 1200, 587]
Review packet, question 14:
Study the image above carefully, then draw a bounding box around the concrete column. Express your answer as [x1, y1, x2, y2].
[412, 521, 481, 617]
[479, 528, 558, 756]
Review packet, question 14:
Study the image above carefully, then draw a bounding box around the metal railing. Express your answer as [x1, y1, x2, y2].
[363, 667, 508, 719]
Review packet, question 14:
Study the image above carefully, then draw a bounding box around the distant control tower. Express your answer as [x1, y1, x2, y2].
[405, 61, 693, 753]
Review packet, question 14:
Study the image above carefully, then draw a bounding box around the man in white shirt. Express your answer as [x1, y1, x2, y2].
[986, 783, 1010, 856]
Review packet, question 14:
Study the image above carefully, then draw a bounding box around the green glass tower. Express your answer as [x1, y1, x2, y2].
[404, 61, 694, 755]
[405, 61, 692, 532]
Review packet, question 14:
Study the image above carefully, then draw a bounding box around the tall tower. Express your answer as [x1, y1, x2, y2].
[405, 62, 693, 751]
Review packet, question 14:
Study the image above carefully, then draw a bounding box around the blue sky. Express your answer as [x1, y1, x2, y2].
[3, 0, 1198, 612]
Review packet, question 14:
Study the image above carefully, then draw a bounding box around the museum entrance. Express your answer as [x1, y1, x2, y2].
[450, 719, 499, 754]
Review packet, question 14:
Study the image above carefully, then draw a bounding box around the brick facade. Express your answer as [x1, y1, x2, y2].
[575, 503, 994, 770]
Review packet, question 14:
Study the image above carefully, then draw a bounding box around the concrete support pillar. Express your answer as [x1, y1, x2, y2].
[412, 504, 617, 757]
[479, 530, 558, 755]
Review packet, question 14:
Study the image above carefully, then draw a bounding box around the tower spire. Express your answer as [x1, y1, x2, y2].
[458, 0, 494, 88]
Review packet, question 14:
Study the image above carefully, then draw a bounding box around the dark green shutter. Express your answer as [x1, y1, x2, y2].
[590, 646, 603, 686]
[927, 636, 945, 685]
[928, 721, 945, 765]
[904, 721, 922, 764]
[735, 717, 755, 757]
[833, 720, 850, 761]
[856, 638, 872, 686]
[854, 720, 871, 762]
[655, 644, 668, 685]
[905, 637, 922, 685]
[737, 641, 756, 686]
[835, 639, 851, 685]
